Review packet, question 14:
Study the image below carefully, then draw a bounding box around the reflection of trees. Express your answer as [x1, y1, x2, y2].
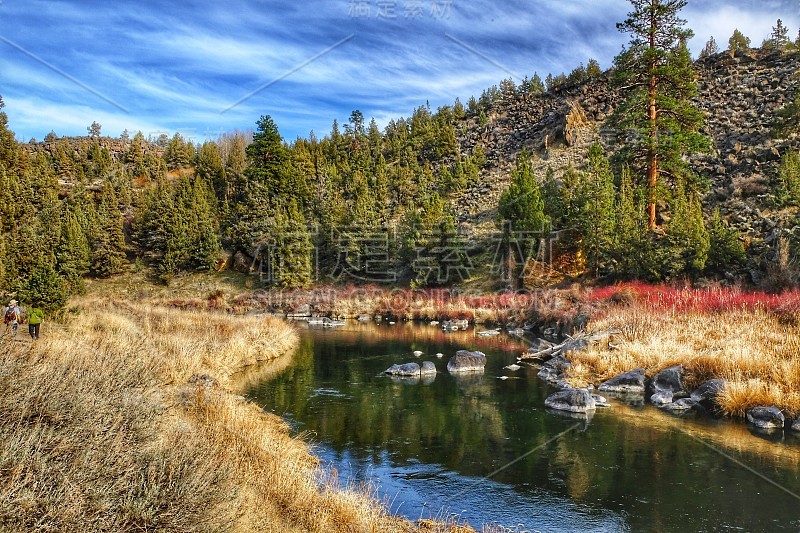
[242, 325, 800, 532]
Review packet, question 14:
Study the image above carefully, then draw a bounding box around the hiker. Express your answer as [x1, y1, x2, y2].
[3, 299, 21, 337]
[27, 302, 43, 340]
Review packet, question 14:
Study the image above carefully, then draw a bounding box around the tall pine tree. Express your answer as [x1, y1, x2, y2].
[612, 0, 710, 229]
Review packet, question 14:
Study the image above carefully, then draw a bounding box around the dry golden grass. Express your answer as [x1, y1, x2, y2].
[567, 303, 800, 417]
[0, 296, 469, 532]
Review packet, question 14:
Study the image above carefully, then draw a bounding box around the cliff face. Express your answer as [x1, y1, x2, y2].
[453, 47, 800, 278]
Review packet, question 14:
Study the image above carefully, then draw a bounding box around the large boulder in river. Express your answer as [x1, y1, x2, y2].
[650, 365, 686, 406]
[690, 378, 725, 412]
[420, 361, 437, 375]
[746, 406, 785, 429]
[385, 363, 421, 376]
[598, 368, 646, 394]
[545, 388, 596, 413]
[447, 350, 487, 373]
[792, 418, 800, 432]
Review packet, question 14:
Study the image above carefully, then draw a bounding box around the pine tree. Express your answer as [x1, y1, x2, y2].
[497, 149, 549, 287]
[699, 36, 719, 58]
[612, 164, 647, 277]
[91, 181, 127, 277]
[728, 29, 750, 57]
[56, 206, 91, 292]
[577, 144, 616, 276]
[666, 184, 709, 275]
[766, 19, 790, 50]
[612, 0, 710, 229]
[705, 209, 745, 274]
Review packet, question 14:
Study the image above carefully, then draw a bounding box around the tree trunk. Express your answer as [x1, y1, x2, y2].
[647, 3, 659, 230]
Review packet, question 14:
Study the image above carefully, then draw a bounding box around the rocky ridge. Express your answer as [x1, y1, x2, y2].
[453, 47, 800, 278]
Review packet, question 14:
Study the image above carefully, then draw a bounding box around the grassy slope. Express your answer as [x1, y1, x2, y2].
[0, 286, 471, 532]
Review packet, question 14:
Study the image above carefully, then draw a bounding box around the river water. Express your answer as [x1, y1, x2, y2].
[242, 322, 800, 532]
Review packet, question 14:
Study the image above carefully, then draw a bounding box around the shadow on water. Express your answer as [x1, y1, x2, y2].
[242, 321, 800, 532]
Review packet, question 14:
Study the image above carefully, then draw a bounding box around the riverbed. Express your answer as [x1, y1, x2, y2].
[241, 322, 800, 531]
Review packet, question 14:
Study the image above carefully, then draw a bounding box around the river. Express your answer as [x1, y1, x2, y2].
[241, 321, 800, 532]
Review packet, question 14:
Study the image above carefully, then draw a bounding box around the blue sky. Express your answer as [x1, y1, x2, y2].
[1, 0, 798, 144]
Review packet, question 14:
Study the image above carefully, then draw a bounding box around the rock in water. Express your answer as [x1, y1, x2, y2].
[413, 350, 423, 357]
[545, 388, 597, 413]
[598, 368, 646, 394]
[690, 379, 725, 412]
[650, 365, 686, 406]
[746, 406, 785, 429]
[420, 361, 437, 375]
[792, 418, 800, 432]
[504, 364, 521, 371]
[384, 363, 421, 376]
[447, 350, 487, 373]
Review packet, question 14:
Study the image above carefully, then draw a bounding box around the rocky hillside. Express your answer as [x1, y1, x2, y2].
[453, 47, 800, 279]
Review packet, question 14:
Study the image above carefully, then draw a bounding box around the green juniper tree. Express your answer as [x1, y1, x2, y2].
[612, 0, 709, 230]
[705, 209, 745, 274]
[497, 149, 549, 288]
[577, 144, 616, 276]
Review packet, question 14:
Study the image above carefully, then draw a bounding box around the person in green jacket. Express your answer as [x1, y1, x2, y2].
[27, 303, 43, 340]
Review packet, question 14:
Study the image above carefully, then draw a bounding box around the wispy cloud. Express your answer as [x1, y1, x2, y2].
[1, 0, 798, 142]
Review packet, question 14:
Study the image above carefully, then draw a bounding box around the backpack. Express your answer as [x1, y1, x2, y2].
[4, 307, 15, 324]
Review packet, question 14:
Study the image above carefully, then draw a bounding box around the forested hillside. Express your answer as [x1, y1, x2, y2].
[0, 19, 798, 309]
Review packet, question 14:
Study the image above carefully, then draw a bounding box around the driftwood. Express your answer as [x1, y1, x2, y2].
[518, 330, 619, 362]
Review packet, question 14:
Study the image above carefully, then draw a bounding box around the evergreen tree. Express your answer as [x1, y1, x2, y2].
[699, 36, 719, 58]
[612, 0, 709, 229]
[586, 59, 602, 77]
[577, 144, 616, 276]
[706, 208, 745, 274]
[497, 149, 549, 287]
[766, 19, 790, 50]
[666, 184, 709, 275]
[612, 164, 648, 277]
[87, 121, 102, 138]
[776, 149, 800, 205]
[728, 29, 750, 56]
[56, 206, 91, 292]
[91, 181, 127, 277]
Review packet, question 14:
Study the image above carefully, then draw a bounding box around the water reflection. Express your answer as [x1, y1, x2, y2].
[243, 321, 800, 532]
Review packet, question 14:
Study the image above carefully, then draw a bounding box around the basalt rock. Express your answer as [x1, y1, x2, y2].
[447, 350, 487, 373]
[598, 368, 646, 394]
[746, 406, 785, 429]
[650, 365, 687, 406]
[385, 363, 421, 376]
[420, 361, 437, 375]
[544, 388, 596, 413]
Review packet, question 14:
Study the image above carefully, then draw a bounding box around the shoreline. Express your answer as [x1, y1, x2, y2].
[0, 296, 456, 532]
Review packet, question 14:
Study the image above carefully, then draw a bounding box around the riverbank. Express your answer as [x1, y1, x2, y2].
[0, 296, 464, 532]
[567, 283, 800, 417]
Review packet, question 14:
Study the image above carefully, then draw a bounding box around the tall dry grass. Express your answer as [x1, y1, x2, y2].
[0, 296, 467, 532]
[567, 302, 800, 418]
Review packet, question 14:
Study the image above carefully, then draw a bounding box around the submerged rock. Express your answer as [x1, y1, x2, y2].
[384, 363, 421, 376]
[650, 365, 686, 406]
[598, 368, 646, 394]
[544, 388, 597, 413]
[592, 393, 611, 408]
[662, 398, 698, 412]
[746, 406, 785, 429]
[447, 350, 487, 373]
